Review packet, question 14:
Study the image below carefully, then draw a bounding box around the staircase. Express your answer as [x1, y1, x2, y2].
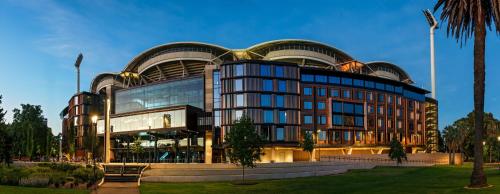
[103, 164, 147, 182]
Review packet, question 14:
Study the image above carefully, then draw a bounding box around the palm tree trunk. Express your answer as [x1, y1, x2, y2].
[470, 3, 487, 187]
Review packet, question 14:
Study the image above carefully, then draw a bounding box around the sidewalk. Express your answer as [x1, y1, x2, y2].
[91, 182, 139, 194]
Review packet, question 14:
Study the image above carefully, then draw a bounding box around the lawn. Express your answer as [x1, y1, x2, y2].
[0, 185, 90, 194]
[140, 165, 499, 194]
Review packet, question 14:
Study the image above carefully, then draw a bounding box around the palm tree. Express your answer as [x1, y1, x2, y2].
[434, 0, 500, 188]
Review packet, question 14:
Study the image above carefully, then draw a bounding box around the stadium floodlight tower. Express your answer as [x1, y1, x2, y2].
[74, 53, 83, 93]
[423, 9, 438, 99]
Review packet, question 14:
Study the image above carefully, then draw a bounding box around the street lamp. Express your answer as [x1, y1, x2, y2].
[91, 115, 98, 184]
[423, 9, 438, 99]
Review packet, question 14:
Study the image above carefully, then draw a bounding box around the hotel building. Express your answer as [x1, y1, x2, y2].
[60, 39, 438, 163]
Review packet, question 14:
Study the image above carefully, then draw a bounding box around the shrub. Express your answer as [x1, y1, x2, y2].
[19, 174, 49, 187]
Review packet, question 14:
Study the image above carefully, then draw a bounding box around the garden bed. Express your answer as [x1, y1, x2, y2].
[0, 162, 103, 190]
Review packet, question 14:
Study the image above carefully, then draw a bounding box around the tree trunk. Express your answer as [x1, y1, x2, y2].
[242, 165, 245, 183]
[470, 3, 487, 187]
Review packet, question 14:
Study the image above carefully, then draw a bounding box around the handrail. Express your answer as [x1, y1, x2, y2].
[323, 155, 441, 165]
[137, 164, 150, 186]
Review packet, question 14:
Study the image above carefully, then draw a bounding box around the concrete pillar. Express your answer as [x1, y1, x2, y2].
[205, 131, 212, 164]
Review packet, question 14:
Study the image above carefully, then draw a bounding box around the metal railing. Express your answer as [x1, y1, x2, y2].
[323, 155, 442, 165]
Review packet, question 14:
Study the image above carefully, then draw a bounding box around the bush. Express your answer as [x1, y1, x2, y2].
[19, 174, 50, 187]
[38, 162, 78, 172]
[0, 166, 30, 185]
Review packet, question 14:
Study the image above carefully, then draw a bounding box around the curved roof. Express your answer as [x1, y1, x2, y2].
[123, 42, 231, 72]
[364, 61, 413, 84]
[247, 39, 355, 62]
[90, 72, 119, 93]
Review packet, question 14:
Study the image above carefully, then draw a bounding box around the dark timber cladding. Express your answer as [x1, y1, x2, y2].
[60, 39, 436, 163]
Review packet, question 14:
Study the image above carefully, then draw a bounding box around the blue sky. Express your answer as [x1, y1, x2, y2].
[0, 0, 499, 134]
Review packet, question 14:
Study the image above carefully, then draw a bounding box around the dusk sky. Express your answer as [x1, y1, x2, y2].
[0, 0, 499, 134]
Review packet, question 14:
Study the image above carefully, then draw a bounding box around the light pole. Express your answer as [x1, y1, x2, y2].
[91, 115, 98, 184]
[423, 9, 438, 99]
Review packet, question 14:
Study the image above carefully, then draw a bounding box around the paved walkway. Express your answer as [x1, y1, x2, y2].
[91, 182, 139, 194]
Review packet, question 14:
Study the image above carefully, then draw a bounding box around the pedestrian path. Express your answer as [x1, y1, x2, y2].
[91, 182, 139, 194]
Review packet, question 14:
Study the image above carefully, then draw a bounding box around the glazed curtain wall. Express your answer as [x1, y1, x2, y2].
[114, 77, 204, 114]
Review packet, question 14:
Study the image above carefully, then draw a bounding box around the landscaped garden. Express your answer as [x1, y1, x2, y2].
[0, 162, 103, 193]
[139, 164, 499, 194]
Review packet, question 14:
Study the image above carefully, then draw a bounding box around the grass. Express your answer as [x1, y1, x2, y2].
[140, 164, 500, 194]
[0, 185, 90, 194]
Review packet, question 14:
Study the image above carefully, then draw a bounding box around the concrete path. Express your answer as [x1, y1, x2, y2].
[91, 182, 139, 194]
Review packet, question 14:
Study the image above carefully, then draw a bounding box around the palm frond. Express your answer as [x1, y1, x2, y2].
[434, 0, 500, 44]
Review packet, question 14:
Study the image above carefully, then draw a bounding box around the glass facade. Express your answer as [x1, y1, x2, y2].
[115, 77, 204, 114]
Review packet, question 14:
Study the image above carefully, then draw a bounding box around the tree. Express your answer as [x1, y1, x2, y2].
[224, 115, 264, 183]
[443, 125, 461, 165]
[10, 104, 53, 160]
[131, 137, 144, 163]
[388, 138, 407, 165]
[437, 130, 446, 152]
[434, 0, 500, 187]
[301, 132, 314, 161]
[0, 95, 12, 166]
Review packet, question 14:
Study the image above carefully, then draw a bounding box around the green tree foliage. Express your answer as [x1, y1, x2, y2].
[301, 132, 314, 161]
[388, 138, 407, 165]
[0, 95, 13, 165]
[224, 115, 264, 182]
[9, 104, 53, 160]
[131, 137, 144, 162]
[437, 130, 446, 152]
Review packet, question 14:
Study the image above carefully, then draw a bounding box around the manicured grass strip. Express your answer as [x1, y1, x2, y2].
[140, 165, 499, 194]
[0, 185, 90, 194]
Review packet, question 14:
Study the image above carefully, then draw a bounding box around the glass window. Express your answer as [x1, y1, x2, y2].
[365, 81, 374, 88]
[276, 127, 284, 141]
[331, 89, 339, 97]
[279, 111, 286, 124]
[264, 110, 273, 123]
[376, 83, 385, 90]
[235, 64, 244, 76]
[341, 78, 353, 85]
[343, 90, 351, 99]
[276, 95, 284, 108]
[318, 130, 326, 140]
[355, 104, 364, 114]
[301, 74, 314, 82]
[275, 66, 284, 77]
[235, 110, 243, 120]
[355, 91, 364, 100]
[385, 84, 394, 92]
[344, 103, 354, 113]
[378, 94, 385, 102]
[318, 116, 327, 125]
[344, 131, 351, 141]
[317, 102, 326, 110]
[315, 75, 327, 83]
[261, 94, 271, 107]
[332, 102, 342, 113]
[395, 86, 403, 93]
[236, 94, 244, 107]
[235, 79, 243, 91]
[317, 88, 326, 96]
[304, 87, 312, 95]
[388, 107, 393, 115]
[387, 96, 393, 104]
[263, 79, 273, 91]
[304, 101, 313, 109]
[260, 64, 271, 76]
[333, 102, 342, 113]
[368, 105, 374, 113]
[278, 80, 287, 92]
[378, 106, 384, 114]
[353, 79, 364, 87]
[333, 114, 343, 125]
[115, 77, 204, 114]
[304, 115, 313, 124]
[355, 116, 364, 127]
[367, 92, 373, 101]
[329, 76, 341, 84]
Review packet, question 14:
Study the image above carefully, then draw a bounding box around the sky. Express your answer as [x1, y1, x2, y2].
[0, 0, 499, 135]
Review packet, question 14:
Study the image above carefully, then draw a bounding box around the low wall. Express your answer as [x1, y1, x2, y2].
[320, 153, 462, 165]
